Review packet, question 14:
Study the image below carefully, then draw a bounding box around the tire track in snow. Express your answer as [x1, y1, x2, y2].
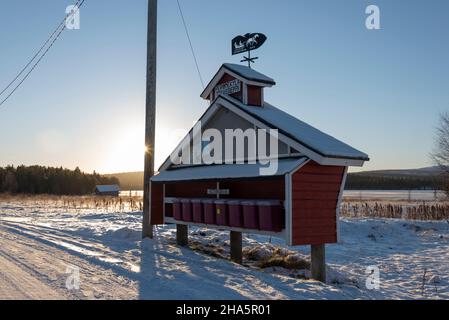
[0, 224, 139, 300]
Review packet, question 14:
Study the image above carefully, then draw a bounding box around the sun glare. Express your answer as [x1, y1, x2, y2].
[101, 128, 145, 173]
[99, 124, 189, 174]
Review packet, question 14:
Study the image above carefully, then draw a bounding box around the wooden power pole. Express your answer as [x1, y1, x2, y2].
[142, 0, 157, 239]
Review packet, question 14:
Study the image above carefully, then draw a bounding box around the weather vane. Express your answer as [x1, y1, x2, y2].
[232, 33, 267, 68]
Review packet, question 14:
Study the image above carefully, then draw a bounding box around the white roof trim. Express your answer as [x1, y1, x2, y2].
[158, 103, 221, 172]
[218, 98, 366, 167]
[158, 96, 293, 172]
[158, 95, 367, 172]
[201, 66, 274, 99]
[152, 157, 308, 183]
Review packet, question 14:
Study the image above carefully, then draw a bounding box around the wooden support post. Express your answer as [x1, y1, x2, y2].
[311, 244, 326, 282]
[230, 231, 242, 264]
[176, 224, 188, 246]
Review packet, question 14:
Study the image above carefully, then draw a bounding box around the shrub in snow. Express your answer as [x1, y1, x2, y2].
[244, 244, 276, 261]
[189, 240, 226, 259]
[244, 244, 310, 271]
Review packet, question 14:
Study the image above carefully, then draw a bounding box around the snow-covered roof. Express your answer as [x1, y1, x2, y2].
[222, 63, 276, 85]
[221, 95, 369, 161]
[95, 185, 120, 193]
[152, 157, 307, 182]
[201, 63, 276, 99]
[159, 64, 369, 172]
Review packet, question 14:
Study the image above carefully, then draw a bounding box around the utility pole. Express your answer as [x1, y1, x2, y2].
[142, 0, 157, 239]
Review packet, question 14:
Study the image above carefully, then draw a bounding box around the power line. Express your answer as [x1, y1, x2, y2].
[176, 0, 205, 89]
[0, 0, 82, 98]
[0, 0, 85, 108]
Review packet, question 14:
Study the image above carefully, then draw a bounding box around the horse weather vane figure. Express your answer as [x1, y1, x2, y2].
[232, 33, 267, 68]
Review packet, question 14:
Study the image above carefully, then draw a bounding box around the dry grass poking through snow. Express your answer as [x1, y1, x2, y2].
[181, 230, 313, 280]
[2, 194, 449, 221]
[244, 244, 310, 270]
[186, 238, 351, 284]
[0, 193, 143, 212]
[341, 200, 449, 221]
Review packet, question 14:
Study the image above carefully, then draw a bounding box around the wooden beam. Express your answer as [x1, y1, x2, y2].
[177, 224, 188, 246]
[230, 231, 243, 264]
[142, 0, 157, 239]
[311, 244, 326, 282]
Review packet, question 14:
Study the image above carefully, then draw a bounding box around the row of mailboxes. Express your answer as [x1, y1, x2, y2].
[166, 198, 285, 232]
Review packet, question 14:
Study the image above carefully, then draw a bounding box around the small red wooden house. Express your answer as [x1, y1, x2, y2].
[149, 63, 368, 256]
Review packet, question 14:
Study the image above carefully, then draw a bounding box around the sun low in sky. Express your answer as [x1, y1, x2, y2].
[100, 127, 145, 174]
[99, 125, 187, 174]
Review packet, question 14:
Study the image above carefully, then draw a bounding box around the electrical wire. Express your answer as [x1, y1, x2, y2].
[0, 0, 83, 98]
[176, 0, 205, 89]
[0, 0, 85, 108]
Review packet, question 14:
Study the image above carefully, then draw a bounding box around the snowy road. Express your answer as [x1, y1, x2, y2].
[0, 249, 62, 300]
[0, 223, 138, 300]
[0, 218, 352, 300]
[0, 198, 448, 300]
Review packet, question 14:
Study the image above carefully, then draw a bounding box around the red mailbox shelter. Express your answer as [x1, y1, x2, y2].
[148, 63, 368, 278]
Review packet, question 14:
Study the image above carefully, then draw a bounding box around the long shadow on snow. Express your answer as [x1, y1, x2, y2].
[1, 222, 348, 299]
[1, 220, 138, 254]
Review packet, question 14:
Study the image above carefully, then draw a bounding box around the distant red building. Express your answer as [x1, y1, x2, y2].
[95, 185, 120, 197]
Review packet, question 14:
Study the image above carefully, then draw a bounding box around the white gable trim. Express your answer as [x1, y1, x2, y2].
[159, 97, 294, 172]
[201, 67, 274, 100]
[158, 96, 365, 172]
[242, 83, 248, 104]
[336, 167, 348, 243]
[218, 98, 365, 167]
[158, 103, 221, 172]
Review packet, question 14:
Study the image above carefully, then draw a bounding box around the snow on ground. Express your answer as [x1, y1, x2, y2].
[344, 190, 445, 201]
[0, 198, 448, 300]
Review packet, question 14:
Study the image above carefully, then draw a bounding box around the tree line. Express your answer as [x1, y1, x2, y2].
[1, 165, 447, 195]
[345, 174, 447, 191]
[0, 165, 119, 195]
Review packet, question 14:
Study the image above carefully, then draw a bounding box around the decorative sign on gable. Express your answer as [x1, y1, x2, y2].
[214, 79, 241, 97]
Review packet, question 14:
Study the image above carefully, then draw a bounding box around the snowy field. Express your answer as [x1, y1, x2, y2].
[344, 190, 445, 201]
[0, 197, 448, 300]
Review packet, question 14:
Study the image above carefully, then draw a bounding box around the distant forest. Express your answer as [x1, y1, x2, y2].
[1, 166, 447, 196]
[0, 165, 119, 195]
[345, 174, 446, 191]
[111, 171, 447, 192]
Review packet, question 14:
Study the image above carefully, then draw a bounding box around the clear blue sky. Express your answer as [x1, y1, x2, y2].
[0, 0, 448, 173]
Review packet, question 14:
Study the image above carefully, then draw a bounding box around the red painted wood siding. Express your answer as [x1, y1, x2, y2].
[247, 85, 262, 106]
[291, 162, 345, 246]
[220, 178, 285, 200]
[150, 182, 164, 225]
[165, 181, 217, 198]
